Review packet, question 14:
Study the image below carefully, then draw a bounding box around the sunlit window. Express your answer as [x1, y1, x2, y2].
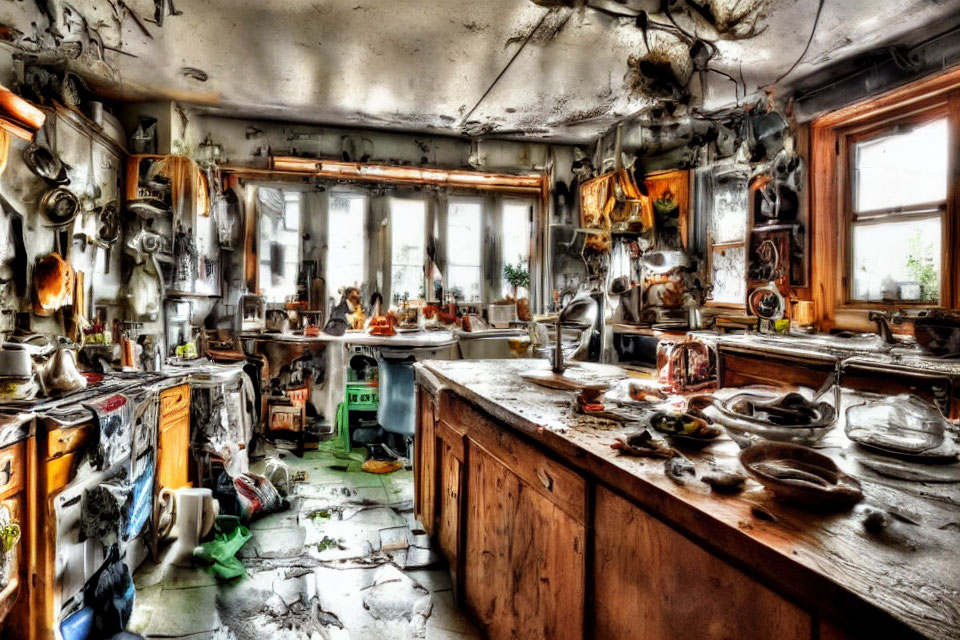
[849, 117, 947, 302]
[447, 199, 483, 302]
[259, 189, 301, 303]
[501, 200, 531, 298]
[327, 193, 366, 298]
[390, 198, 426, 303]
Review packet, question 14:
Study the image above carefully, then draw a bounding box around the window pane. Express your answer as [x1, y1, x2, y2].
[447, 266, 482, 301]
[447, 200, 482, 301]
[854, 118, 947, 212]
[502, 201, 531, 297]
[391, 199, 426, 303]
[259, 190, 301, 303]
[850, 216, 941, 302]
[710, 178, 748, 244]
[711, 245, 745, 305]
[327, 194, 366, 298]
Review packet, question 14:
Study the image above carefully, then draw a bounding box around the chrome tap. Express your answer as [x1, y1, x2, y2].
[552, 315, 564, 373]
[868, 310, 903, 345]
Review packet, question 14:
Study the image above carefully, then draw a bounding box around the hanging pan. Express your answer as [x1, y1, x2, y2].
[22, 144, 69, 185]
[39, 187, 81, 227]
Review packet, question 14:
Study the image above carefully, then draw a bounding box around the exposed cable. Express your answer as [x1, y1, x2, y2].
[773, 0, 826, 85]
[458, 8, 559, 129]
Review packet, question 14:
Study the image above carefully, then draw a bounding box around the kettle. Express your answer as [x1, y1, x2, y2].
[39, 344, 87, 395]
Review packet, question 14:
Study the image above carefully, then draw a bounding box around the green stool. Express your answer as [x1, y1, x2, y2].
[336, 382, 379, 451]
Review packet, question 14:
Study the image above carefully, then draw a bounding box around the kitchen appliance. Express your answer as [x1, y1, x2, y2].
[657, 339, 716, 392]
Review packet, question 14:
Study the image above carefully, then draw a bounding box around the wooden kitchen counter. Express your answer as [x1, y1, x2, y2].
[415, 358, 960, 640]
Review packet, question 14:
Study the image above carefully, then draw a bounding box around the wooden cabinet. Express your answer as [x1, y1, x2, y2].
[157, 384, 190, 491]
[415, 379, 855, 640]
[592, 486, 811, 640]
[720, 350, 834, 389]
[414, 386, 437, 536]
[428, 391, 587, 640]
[0, 441, 27, 634]
[464, 442, 585, 640]
[435, 417, 466, 596]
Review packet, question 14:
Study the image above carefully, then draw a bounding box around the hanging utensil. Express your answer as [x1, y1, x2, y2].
[22, 144, 69, 185]
[39, 187, 81, 227]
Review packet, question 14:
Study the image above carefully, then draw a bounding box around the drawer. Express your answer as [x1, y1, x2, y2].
[46, 424, 93, 459]
[159, 384, 190, 418]
[0, 443, 23, 501]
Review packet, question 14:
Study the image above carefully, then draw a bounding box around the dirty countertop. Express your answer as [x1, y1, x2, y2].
[418, 358, 960, 640]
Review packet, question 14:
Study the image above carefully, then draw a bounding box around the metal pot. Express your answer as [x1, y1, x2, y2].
[39, 187, 81, 227]
[0, 344, 33, 379]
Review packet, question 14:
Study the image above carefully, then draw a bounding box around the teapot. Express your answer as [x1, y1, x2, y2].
[38, 341, 87, 396]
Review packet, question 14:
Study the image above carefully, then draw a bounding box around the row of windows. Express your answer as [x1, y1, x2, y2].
[258, 191, 532, 308]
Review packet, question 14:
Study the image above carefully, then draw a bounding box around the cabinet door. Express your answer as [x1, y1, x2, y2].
[592, 486, 811, 640]
[435, 421, 465, 596]
[414, 388, 437, 536]
[158, 385, 191, 491]
[464, 443, 585, 640]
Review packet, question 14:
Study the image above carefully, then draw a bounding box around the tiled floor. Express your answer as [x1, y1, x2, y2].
[129, 443, 481, 640]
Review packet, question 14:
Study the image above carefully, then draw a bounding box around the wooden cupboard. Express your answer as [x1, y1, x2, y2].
[417, 388, 587, 639]
[157, 383, 191, 491]
[0, 440, 28, 634]
[414, 384, 437, 537]
[415, 381, 865, 640]
[592, 486, 810, 640]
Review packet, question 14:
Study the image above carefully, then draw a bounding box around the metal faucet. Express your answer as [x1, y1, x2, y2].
[552, 315, 564, 373]
[868, 310, 903, 344]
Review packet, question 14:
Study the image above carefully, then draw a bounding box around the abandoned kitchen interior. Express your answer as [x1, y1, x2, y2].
[0, 0, 960, 639]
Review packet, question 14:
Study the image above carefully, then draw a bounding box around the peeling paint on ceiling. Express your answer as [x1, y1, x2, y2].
[1, 0, 959, 142]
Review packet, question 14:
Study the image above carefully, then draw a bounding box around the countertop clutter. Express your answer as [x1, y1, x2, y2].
[416, 359, 960, 640]
[1, 2, 960, 639]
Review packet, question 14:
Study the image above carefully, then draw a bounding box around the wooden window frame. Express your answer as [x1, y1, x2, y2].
[839, 102, 950, 307]
[810, 66, 960, 331]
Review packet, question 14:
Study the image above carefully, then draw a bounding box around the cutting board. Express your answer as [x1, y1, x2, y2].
[521, 372, 606, 392]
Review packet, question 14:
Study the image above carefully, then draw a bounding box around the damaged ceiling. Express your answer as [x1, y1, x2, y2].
[2, 0, 960, 142]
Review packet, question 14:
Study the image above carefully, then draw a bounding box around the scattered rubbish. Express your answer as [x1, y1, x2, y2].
[193, 516, 252, 581]
[315, 536, 346, 552]
[84, 544, 134, 637]
[701, 467, 747, 494]
[250, 458, 292, 496]
[362, 459, 402, 474]
[308, 509, 332, 521]
[612, 429, 674, 458]
[235, 472, 288, 522]
[664, 456, 695, 485]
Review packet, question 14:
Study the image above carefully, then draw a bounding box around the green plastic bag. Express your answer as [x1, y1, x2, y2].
[193, 515, 252, 581]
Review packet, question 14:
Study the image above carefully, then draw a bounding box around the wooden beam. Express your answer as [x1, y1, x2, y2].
[814, 64, 960, 129]
[221, 157, 544, 194]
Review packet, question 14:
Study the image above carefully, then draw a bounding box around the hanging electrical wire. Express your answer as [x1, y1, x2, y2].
[772, 0, 826, 85]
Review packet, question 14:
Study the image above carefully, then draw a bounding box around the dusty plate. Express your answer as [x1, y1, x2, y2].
[740, 442, 863, 509]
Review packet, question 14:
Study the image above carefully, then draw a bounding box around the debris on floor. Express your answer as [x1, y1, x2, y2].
[128, 443, 479, 639]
